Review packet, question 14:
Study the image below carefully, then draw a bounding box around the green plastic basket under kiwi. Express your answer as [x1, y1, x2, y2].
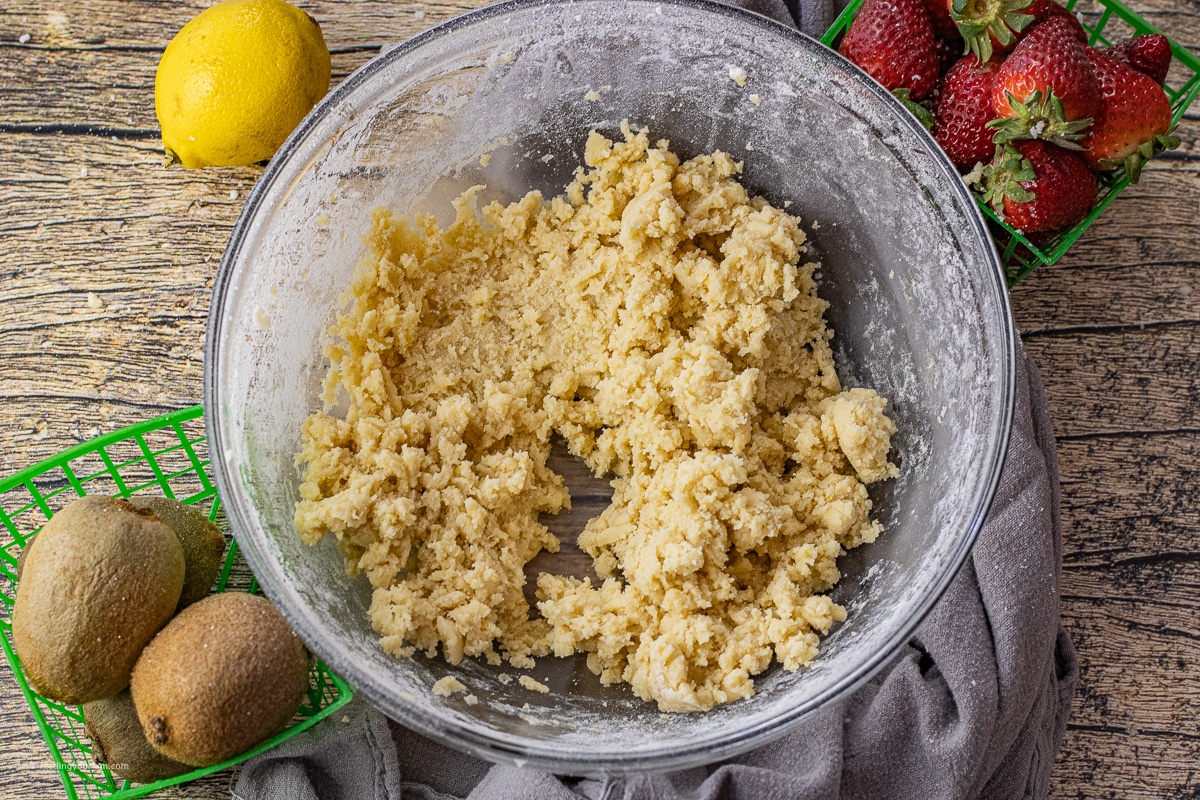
[0, 404, 352, 800]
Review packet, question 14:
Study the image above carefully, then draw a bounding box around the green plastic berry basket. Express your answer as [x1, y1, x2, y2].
[0, 405, 354, 800]
[821, 0, 1200, 285]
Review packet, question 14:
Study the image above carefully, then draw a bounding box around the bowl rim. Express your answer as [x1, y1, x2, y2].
[204, 0, 1016, 775]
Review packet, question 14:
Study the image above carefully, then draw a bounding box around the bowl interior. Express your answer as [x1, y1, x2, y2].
[205, 0, 1013, 774]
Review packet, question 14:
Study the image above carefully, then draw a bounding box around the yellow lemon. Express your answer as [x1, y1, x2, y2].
[155, 0, 331, 168]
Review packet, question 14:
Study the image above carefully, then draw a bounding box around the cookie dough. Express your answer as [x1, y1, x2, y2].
[294, 124, 899, 712]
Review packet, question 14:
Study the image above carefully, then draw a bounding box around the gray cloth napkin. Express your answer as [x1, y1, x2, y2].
[236, 338, 1077, 800]
[234, 3, 1079, 797]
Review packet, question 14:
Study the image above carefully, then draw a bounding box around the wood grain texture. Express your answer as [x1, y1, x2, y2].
[2, 0, 1200, 797]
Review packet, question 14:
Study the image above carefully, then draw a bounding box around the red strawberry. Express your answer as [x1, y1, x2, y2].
[946, 0, 1035, 61]
[945, 0, 1083, 62]
[944, 0, 1079, 61]
[982, 140, 1097, 233]
[922, 0, 961, 40]
[989, 17, 1100, 147]
[1104, 34, 1172, 85]
[934, 55, 1005, 170]
[1024, 0, 1087, 42]
[1081, 47, 1180, 181]
[840, 0, 942, 100]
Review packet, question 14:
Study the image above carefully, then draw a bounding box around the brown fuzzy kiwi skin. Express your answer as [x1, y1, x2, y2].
[12, 496, 186, 704]
[127, 496, 226, 611]
[15, 532, 34, 580]
[130, 592, 310, 767]
[83, 690, 192, 784]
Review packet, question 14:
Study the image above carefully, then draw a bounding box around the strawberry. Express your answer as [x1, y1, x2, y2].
[989, 17, 1100, 147]
[947, 0, 1034, 61]
[946, 0, 1082, 61]
[1024, 0, 1087, 42]
[1104, 34, 1172, 85]
[934, 55, 1004, 170]
[1081, 47, 1180, 181]
[982, 140, 1097, 233]
[840, 0, 941, 100]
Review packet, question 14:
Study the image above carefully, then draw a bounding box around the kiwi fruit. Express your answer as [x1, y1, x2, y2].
[130, 592, 310, 767]
[12, 496, 185, 704]
[128, 496, 226, 611]
[14, 532, 34, 580]
[83, 690, 191, 784]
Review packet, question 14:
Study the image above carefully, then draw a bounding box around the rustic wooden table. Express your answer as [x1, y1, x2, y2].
[2, 0, 1198, 797]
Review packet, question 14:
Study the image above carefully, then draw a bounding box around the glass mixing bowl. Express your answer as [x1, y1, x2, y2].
[204, 0, 1015, 774]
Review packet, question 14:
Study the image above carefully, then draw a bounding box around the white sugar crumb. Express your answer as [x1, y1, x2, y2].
[432, 676, 467, 697]
[228, 189, 238, 200]
[783, 200, 792, 208]
[341, 715, 351, 724]
[526, 92, 538, 100]
[18, 33, 30, 44]
[464, 694, 479, 705]
[80, 166, 88, 178]
[414, 9, 426, 19]
[1028, 120, 1047, 138]
[253, 306, 272, 330]
[728, 65, 748, 86]
[541, 153, 554, 163]
[889, 270, 895, 279]
[745, 143, 754, 151]
[585, 89, 602, 102]
[748, 94, 761, 106]
[480, 153, 492, 167]
[518, 675, 550, 694]
[497, 674, 513, 685]
[86, 292, 104, 310]
[1178, 284, 1193, 295]
[938, 406, 948, 423]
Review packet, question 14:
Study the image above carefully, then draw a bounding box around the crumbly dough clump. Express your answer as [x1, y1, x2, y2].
[294, 124, 899, 712]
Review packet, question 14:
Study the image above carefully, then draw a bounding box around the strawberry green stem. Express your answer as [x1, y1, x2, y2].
[988, 90, 1092, 150]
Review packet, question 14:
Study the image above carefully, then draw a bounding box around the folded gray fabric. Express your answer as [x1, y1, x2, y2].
[234, 3, 1079, 798]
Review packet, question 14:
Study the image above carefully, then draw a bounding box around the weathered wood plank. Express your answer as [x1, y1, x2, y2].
[0, 0, 474, 51]
[0, 133, 239, 476]
[1021, 327, 1200, 437]
[0, 0, 475, 132]
[1051, 725, 1200, 799]
[1048, 431, 1200, 755]
[1058, 594, 1200, 730]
